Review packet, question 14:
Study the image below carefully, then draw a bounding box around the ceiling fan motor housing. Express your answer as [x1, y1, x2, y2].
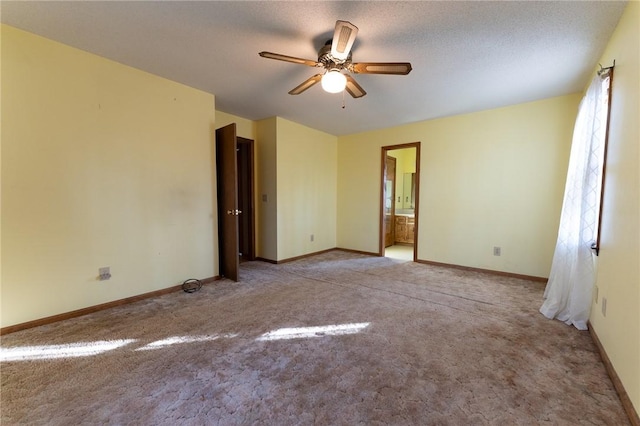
[319, 41, 350, 70]
[258, 20, 411, 98]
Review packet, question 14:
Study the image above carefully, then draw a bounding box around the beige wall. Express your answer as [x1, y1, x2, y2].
[590, 1, 640, 413]
[255, 117, 278, 260]
[254, 117, 338, 262]
[276, 118, 337, 260]
[215, 110, 256, 140]
[338, 94, 580, 277]
[1, 26, 217, 327]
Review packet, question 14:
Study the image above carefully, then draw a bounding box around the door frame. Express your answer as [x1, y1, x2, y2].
[237, 137, 256, 261]
[379, 142, 421, 261]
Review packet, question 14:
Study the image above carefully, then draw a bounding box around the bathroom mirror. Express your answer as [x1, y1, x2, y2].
[385, 180, 394, 214]
[402, 173, 415, 210]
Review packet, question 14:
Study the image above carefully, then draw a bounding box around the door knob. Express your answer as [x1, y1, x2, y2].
[226, 209, 242, 215]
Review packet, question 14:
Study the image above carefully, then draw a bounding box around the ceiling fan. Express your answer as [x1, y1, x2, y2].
[259, 20, 412, 98]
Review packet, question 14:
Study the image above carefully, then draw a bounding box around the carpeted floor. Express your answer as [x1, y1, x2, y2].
[0, 250, 629, 425]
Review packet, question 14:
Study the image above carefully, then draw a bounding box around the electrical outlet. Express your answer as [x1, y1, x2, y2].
[493, 246, 501, 256]
[310, 234, 314, 242]
[602, 297, 607, 316]
[98, 267, 111, 281]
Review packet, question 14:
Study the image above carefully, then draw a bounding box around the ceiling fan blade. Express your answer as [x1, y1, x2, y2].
[350, 62, 413, 75]
[345, 75, 366, 98]
[288, 74, 323, 95]
[259, 51, 321, 67]
[331, 20, 358, 61]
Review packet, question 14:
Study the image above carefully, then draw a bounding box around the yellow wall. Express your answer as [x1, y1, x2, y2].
[215, 111, 339, 264]
[590, 1, 640, 413]
[1, 25, 217, 327]
[255, 117, 278, 260]
[215, 110, 256, 140]
[254, 117, 337, 262]
[276, 118, 338, 260]
[338, 94, 580, 277]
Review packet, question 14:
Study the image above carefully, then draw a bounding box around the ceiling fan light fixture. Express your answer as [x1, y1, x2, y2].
[258, 20, 412, 99]
[321, 70, 347, 93]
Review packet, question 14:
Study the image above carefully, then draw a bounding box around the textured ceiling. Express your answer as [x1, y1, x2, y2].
[1, 1, 627, 136]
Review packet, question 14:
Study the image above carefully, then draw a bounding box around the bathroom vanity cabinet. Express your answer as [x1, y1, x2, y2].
[395, 216, 415, 244]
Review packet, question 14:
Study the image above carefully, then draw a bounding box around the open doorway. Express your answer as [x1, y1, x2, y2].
[380, 143, 420, 261]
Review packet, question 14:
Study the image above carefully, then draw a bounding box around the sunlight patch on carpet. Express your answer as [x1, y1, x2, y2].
[0, 339, 136, 361]
[256, 322, 370, 341]
[136, 334, 238, 351]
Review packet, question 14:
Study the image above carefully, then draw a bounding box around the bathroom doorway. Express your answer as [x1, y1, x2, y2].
[379, 142, 420, 261]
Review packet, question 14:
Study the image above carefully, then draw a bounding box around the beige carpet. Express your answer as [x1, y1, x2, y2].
[0, 250, 629, 425]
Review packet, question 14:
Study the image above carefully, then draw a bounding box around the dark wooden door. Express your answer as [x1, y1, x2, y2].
[215, 124, 239, 281]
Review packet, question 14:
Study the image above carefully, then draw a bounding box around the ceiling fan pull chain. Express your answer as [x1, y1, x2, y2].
[342, 89, 346, 109]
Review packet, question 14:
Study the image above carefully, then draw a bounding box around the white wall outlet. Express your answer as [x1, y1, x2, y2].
[310, 234, 314, 242]
[98, 267, 111, 281]
[493, 246, 501, 256]
[602, 297, 607, 316]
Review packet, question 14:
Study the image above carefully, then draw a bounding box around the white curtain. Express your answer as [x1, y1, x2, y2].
[540, 72, 610, 330]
